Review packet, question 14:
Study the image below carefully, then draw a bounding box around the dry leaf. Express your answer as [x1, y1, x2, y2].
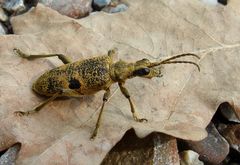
[0, 0, 240, 164]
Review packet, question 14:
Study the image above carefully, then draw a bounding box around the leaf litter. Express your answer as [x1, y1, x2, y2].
[0, 0, 240, 164]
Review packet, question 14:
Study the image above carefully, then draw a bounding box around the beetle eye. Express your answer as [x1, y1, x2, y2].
[69, 79, 81, 89]
[133, 68, 150, 76]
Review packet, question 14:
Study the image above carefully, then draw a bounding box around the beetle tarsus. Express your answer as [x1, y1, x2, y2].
[13, 48, 30, 58]
[14, 111, 29, 116]
[134, 117, 148, 122]
[90, 130, 97, 140]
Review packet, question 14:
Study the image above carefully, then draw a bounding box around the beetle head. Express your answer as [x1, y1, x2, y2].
[110, 58, 162, 82]
[132, 58, 162, 79]
[111, 53, 200, 82]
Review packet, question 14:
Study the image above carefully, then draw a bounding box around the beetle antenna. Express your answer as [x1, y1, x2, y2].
[161, 53, 200, 62]
[160, 60, 200, 71]
[149, 53, 200, 71]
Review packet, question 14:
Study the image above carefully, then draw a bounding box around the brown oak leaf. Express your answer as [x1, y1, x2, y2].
[0, 0, 240, 164]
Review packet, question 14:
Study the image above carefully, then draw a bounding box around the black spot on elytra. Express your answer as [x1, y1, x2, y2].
[69, 79, 81, 89]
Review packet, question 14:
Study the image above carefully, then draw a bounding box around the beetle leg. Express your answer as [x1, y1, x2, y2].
[118, 82, 147, 122]
[91, 89, 110, 140]
[14, 93, 59, 116]
[13, 48, 72, 64]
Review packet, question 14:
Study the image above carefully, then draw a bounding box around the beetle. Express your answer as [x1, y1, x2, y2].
[13, 48, 200, 139]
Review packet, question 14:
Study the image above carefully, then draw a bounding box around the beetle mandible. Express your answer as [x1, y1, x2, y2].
[13, 48, 200, 139]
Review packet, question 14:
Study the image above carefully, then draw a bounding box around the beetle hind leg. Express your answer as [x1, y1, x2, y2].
[90, 89, 110, 140]
[14, 93, 59, 116]
[13, 48, 72, 64]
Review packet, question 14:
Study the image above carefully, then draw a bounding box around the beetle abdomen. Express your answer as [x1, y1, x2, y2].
[32, 68, 66, 96]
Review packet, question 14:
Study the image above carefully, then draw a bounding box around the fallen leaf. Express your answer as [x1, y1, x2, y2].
[0, 0, 240, 164]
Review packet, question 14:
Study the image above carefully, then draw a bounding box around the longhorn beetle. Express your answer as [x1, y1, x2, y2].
[13, 48, 200, 139]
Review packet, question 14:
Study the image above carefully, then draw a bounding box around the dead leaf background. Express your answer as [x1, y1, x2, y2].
[0, 0, 240, 164]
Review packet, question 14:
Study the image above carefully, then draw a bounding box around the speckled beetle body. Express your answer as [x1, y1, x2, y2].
[33, 55, 114, 96]
[13, 48, 200, 139]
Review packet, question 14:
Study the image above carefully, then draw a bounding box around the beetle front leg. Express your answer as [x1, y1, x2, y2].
[13, 48, 72, 64]
[14, 93, 59, 116]
[91, 89, 110, 140]
[118, 82, 147, 122]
